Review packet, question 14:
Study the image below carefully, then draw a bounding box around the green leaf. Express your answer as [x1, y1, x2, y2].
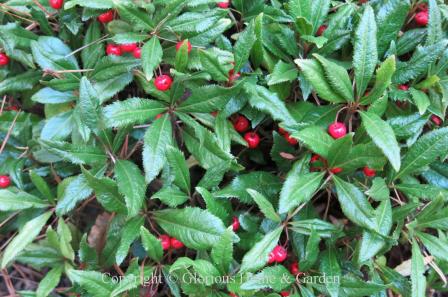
[320, 244, 341, 297]
[152, 186, 189, 207]
[40, 140, 107, 165]
[79, 77, 105, 135]
[82, 21, 103, 69]
[313, 54, 353, 101]
[31, 87, 77, 104]
[115, 2, 154, 31]
[358, 199, 392, 263]
[36, 265, 63, 297]
[29, 170, 54, 203]
[57, 218, 75, 261]
[426, 0, 442, 46]
[140, 226, 163, 261]
[294, 59, 345, 103]
[240, 226, 283, 273]
[360, 55, 396, 105]
[177, 83, 242, 113]
[199, 49, 229, 82]
[293, 126, 334, 159]
[310, 0, 330, 34]
[333, 176, 376, 231]
[234, 20, 256, 73]
[1, 211, 52, 268]
[360, 111, 401, 171]
[103, 98, 167, 128]
[366, 177, 389, 201]
[410, 88, 430, 115]
[175, 40, 189, 72]
[289, 219, 341, 238]
[267, 61, 299, 86]
[411, 239, 426, 297]
[393, 40, 448, 84]
[142, 37, 163, 81]
[0, 70, 42, 95]
[211, 229, 234, 274]
[416, 231, 448, 262]
[196, 187, 230, 223]
[115, 217, 144, 265]
[247, 189, 281, 222]
[395, 127, 448, 179]
[353, 5, 378, 98]
[143, 113, 173, 183]
[115, 160, 146, 218]
[0, 190, 49, 211]
[166, 146, 191, 194]
[245, 83, 297, 127]
[67, 270, 115, 297]
[56, 174, 93, 215]
[241, 265, 294, 291]
[278, 171, 325, 214]
[153, 207, 226, 250]
[376, 0, 410, 57]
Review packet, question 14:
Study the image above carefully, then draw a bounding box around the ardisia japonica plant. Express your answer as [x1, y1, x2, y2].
[1, 0, 448, 296]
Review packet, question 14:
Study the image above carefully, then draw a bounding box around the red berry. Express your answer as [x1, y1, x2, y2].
[217, 1, 230, 8]
[284, 132, 298, 145]
[359, 0, 368, 4]
[232, 216, 240, 232]
[431, 115, 442, 126]
[0, 53, 9, 66]
[6, 106, 19, 111]
[280, 292, 290, 297]
[415, 11, 429, 26]
[363, 166, 376, 177]
[170, 237, 184, 249]
[49, 0, 63, 9]
[133, 47, 141, 59]
[229, 293, 238, 297]
[155, 113, 164, 120]
[244, 132, 260, 149]
[289, 261, 300, 275]
[268, 251, 276, 264]
[330, 167, 343, 174]
[316, 25, 327, 36]
[154, 75, 173, 91]
[98, 10, 114, 23]
[120, 43, 137, 53]
[278, 127, 287, 135]
[176, 40, 192, 53]
[328, 122, 347, 139]
[0, 175, 11, 188]
[159, 235, 171, 250]
[398, 84, 409, 91]
[233, 115, 250, 133]
[211, 111, 218, 117]
[272, 245, 288, 263]
[310, 154, 321, 163]
[106, 44, 122, 56]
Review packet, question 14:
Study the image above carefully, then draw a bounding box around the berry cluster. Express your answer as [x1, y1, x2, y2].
[158, 235, 184, 250]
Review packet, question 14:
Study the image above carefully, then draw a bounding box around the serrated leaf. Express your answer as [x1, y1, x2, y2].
[31, 87, 77, 104]
[278, 171, 325, 214]
[143, 113, 173, 183]
[247, 189, 281, 222]
[320, 244, 341, 297]
[240, 226, 283, 272]
[104, 98, 167, 128]
[241, 265, 294, 291]
[353, 5, 378, 98]
[40, 140, 107, 165]
[199, 49, 229, 82]
[427, 0, 442, 46]
[360, 111, 401, 171]
[333, 176, 376, 231]
[0, 190, 49, 211]
[67, 270, 115, 297]
[115, 217, 144, 265]
[211, 229, 234, 274]
[410, 88, 430, 115]
[313, 54, 353, 101]
[115, 2, 154, 31]
[152, 186, 189, 207]
[140, 226, 163, 261]
[234, 21, 256, 73]
[295, 59, 345, 103]
[115, 160, 146, 218]
[293, 126, 334, 159]
[395, 127, 448, 179]
[1, 211, 52, 268]
[267, 61, 299, 86]
[153, 207, 226, 250]
[411, 239, 426, 297]
[36, 265, 63, 297]
[360, 55, 396, 105]
[166, 146, 191, 194]
[142, 37, 163, 81]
